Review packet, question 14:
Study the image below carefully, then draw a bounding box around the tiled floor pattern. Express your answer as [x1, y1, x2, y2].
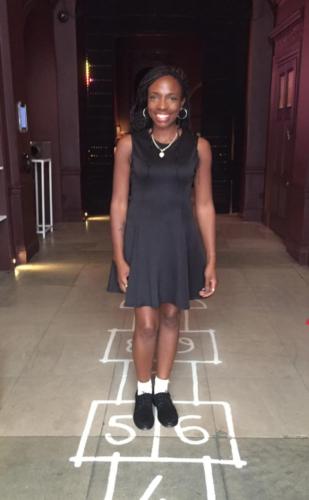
[0, 215, 309, 499]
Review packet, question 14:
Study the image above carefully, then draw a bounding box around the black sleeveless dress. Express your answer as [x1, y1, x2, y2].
[106, 127, 206, 310]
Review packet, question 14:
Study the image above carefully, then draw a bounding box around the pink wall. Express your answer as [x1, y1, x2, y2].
[53, 0, 82, 221]
[24, 2, 62, 221]
[290, 0, 309, 244]
[275, 0, 305, 23]
[266, 0, 309, 263]
[24, 0, 81, 222]
[0, 0, 82, 268]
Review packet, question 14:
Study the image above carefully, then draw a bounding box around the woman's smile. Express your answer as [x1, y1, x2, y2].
[155, 113, 171, 122]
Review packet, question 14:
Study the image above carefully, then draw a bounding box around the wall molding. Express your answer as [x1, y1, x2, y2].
[270, 8, 304, 40]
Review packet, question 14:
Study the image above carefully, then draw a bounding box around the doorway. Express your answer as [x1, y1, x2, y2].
[266, 54, 298, 237]
[76, 0, 251, 215]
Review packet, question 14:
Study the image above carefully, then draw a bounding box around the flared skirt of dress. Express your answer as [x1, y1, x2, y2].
[106, 209, 206, 310]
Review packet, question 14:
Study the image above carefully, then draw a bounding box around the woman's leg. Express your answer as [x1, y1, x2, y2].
[152, 302, 181, 427]
[132, 305, 160, 382]
[132, 306, 159, 430]
[156, 303, 181, 379]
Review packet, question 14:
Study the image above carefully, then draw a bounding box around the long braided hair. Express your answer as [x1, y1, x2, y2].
[130, 65, 190, 132]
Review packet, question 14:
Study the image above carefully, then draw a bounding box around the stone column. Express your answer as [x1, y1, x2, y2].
[53, 0, 82, 221]
[241, 0, 274, 221]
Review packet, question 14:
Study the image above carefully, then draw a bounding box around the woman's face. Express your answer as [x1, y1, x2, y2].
[147, 75, 185, 129]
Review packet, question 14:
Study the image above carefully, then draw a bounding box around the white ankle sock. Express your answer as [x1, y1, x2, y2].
[154, 376, 169, 394]
[137, 379, 152, 395]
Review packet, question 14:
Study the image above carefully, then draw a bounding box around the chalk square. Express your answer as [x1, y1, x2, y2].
[176, 332, 207, 361]
[101, 462, 210, 500]
[88, 456, 227, 500]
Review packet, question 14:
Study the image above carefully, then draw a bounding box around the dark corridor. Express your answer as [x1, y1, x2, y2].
[76, 0, 252, 215]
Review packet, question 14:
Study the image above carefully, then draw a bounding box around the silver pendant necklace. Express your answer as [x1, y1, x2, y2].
[151, 130, 179, 158]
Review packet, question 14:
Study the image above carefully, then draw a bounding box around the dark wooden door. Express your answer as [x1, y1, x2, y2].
[268, 55, 298, 237]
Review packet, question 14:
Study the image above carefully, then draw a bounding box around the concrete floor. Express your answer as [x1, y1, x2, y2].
[0, 215, 309, 499]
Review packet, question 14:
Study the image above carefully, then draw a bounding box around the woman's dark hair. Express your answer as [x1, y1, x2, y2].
[130, 65, 190, 132]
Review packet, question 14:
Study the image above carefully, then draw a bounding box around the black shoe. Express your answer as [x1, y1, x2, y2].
[133, 392, 154, 430]
[153, 392, 178, 427]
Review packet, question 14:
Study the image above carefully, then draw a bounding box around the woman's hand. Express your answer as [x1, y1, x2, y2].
[116, 259, 130, 293]
[199, 262, 217, 298]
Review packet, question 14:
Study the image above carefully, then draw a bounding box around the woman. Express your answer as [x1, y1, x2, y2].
[107, 65, 217, 430]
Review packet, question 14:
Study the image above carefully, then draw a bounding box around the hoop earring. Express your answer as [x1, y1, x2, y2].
[177, 108, 188, 120]
[142, 107, 148, 119]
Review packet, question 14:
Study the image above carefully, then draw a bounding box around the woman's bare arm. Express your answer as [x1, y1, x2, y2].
[109, 134, 132, 265]
[194, 137, 216, 263]
[194, 137, 216, 267]
[194, 136, 217, 297]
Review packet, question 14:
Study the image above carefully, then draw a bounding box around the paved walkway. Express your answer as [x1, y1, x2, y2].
[0, 215, 309, 499]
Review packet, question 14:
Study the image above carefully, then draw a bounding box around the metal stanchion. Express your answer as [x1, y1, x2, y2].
[32, 158, 53, 238]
